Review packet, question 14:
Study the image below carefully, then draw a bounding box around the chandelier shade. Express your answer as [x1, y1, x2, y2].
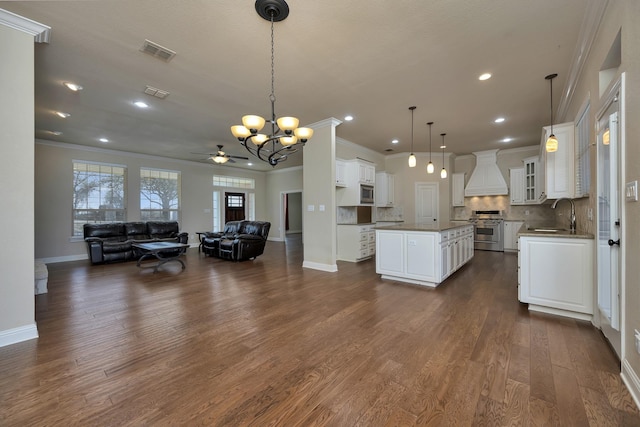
[230, 0, 313, 167]
[545, 73, 558, 153]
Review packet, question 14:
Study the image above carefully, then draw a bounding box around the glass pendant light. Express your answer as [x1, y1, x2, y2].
[408, 106, 417, 167]
[440, 133, 447, 178]
[426, 121, 434, 174]
[545, 73, 558, 152]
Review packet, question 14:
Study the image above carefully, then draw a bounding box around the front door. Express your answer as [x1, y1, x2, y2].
[225, 192, 245, 223]
[415, 182, 438, 224]
[597, 80, 623, 358]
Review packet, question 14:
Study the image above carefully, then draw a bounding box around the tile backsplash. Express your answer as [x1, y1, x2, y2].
[451, 195, 555, 222]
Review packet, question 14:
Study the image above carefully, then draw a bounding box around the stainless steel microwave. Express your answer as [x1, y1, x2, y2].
[360, 184, 374, 204]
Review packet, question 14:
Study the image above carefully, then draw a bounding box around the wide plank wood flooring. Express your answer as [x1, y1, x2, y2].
[1, 236, 639, 426]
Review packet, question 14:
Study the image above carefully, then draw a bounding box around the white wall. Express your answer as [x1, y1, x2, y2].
[0, 24, 38, 344]
[34, 141, 271, 261]
[264, 166, 303, 241]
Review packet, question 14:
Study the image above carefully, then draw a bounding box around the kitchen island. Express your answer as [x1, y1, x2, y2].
[375, 222, 474, 288]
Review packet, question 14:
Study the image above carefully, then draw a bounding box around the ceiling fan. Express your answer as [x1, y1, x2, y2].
[195, 145, 249, 164]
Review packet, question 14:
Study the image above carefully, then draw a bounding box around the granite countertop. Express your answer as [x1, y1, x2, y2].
[517, 223, 594, 239]
[375, 222, 471, 232]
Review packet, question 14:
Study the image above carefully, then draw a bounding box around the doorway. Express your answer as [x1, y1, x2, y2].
[596, 74, 625, 358]
[280, 190, 303, 243]
[415, 182, 439, 224]
[225, 192, 246, 222]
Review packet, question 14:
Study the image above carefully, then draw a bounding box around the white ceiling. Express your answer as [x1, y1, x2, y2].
[2, 0, 591, 171]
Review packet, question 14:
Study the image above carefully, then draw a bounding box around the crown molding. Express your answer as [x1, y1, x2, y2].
[557, 0, 609, 120]
[0, 9, 51, 43]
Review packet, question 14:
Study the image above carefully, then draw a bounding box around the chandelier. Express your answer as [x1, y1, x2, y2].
[230, 0, 313, 167]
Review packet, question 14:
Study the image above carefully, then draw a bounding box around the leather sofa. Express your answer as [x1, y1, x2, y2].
[84, 221, 188, 264]
[202, 220, 270, 261]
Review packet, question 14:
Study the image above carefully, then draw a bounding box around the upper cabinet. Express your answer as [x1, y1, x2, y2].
[523, 155, 544, 203]
[509, 167, 525, 205]
[541, 122, 575, 199]
[452, 173, 465, 207]
[335, 159, 347, 187]
[375, 172, 395, 207]
[356, 160, 376, 184]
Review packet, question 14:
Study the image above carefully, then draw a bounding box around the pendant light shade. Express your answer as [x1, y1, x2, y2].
[545, 73, 558, 153]
[426, 121, 434, 174]
[440, 133, 447, 179]
[408, 106, 417, 167]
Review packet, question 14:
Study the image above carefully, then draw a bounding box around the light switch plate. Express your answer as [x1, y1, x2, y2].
[307, 204, 315, 212]
[626, 180, 638, 202]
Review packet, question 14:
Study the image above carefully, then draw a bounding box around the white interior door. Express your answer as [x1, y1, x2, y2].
[415, 183, 438, 224]
[597, 88, 622, 357]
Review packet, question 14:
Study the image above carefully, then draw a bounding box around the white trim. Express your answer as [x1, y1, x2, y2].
[622, 359, 640, 411]
[39, 254, 88, 264]
[0, 324, 38, 348]
[557, 0, 609, 120]
[268, 237, 284, 242]
[0, 8, 51, 43]
[308, 117, 342, 129]
[302, 261, 338, 272]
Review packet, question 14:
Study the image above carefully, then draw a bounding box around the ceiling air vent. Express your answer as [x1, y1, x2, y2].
[144, 85, 170, 99]
[140, 39, 176, 62]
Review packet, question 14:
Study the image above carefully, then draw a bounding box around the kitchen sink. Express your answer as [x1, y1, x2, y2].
[527, 227, 568, 233]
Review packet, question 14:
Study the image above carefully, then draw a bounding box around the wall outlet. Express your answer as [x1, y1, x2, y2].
[525, 210, 530, 216]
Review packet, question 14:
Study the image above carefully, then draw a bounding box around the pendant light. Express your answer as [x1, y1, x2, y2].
[545, 73, 558, 152]
[440, 133, 447, 178]
[426, 121, 434, 174]
[408, 106, 417, 167]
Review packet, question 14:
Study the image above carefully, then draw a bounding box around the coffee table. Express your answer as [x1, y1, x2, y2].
[133, 241, 190, 272]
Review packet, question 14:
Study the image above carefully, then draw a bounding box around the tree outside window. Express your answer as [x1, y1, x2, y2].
[140, 168, 180, 221]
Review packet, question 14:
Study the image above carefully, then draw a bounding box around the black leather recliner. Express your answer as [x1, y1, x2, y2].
[202, 220, 270, 261]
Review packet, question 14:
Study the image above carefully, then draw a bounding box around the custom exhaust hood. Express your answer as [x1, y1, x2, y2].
[464, 149, 509, 196]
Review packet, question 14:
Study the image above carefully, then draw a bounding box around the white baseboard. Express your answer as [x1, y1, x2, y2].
[302, 260, 338, 272]
[622, 358, 640, 410]
[0, 324, 38, 348]
[268, 237, 284, 242]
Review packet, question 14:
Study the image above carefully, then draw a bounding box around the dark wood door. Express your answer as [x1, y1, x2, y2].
[225, 192, 245, 222]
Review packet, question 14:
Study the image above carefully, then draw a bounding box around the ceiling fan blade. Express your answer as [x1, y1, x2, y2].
[228, 155, 249, 160]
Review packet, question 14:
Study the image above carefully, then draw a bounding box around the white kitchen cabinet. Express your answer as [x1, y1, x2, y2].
[335, 159, 347, 187]
[356, 160, 376, 184]
[509, 167, 524, 205]
[337, 224, 375, 262]
[375, 172, 395, 207]
[541, 122, 575, 199]
[523, 156, 543, 203]
[504, 221, 524, 251]
[519, 235, 593, 320]
[377, 225, 473, 287]
[452, 173, 465, 207]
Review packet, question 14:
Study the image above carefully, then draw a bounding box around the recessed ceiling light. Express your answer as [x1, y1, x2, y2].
[134, 101, 149, 108]
[502, 137, 512, 143]
[247, 162, 253, 166]
[63, 82, 83, 91]
[494, 117, 505, 123]
[99, 138, 109, 143]
[344, 115, 353, 121]
[55, 111, 71, 118]
[479, 73, 492, 81]
[391, 139, 399, 144]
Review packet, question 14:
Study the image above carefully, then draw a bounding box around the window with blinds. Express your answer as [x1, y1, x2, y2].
[574, 103, 591, 197]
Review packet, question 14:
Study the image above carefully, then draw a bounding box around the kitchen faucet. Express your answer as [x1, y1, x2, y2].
[551, 198, 576, 232]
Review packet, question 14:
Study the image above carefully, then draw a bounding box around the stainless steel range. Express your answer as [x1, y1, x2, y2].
[468, 210, 504, 252]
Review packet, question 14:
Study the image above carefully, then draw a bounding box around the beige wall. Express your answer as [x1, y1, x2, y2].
[336, 137, 386, 170]
[557, 0, 640, 399]
[0, 25, 37, 341]
[264, 166, 303, 241]
[34, 141, 271, 260]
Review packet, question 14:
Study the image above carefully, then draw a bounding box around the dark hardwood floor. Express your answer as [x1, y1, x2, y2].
[1, 236, 639, 426]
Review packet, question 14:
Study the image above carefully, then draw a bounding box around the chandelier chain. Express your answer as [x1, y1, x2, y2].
[270, 15, 276, 105]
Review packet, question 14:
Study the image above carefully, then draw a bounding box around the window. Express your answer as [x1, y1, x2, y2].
[213, 175, 255, 189]
[575, 102, 591, 197]
[73, 161, 126, 236]
[140, 168, 180, 221]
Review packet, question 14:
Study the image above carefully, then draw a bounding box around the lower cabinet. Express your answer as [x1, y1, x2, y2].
[518, 235, 593, 320]
[376, 225, 474, 287]
[504, 221, 524, 251]
[337, 224, 375, 262]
